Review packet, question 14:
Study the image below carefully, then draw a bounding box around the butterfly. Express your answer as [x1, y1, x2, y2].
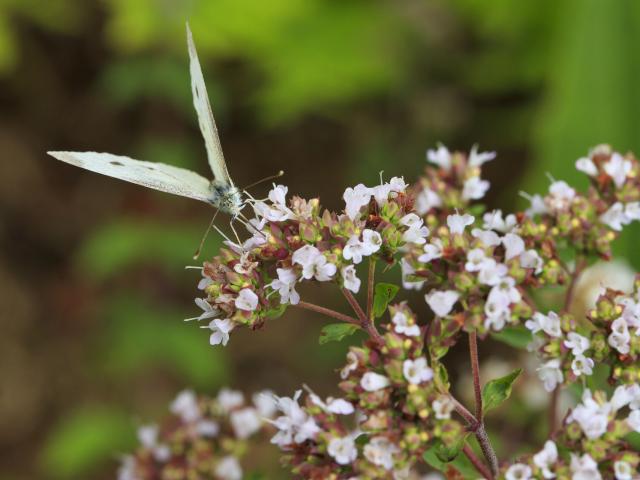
[48, 24, 244, 217]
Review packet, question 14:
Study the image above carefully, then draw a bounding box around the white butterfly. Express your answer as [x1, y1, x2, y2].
[48, 23, 243, 217]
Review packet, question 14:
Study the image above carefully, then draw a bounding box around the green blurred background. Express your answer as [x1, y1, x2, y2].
[2, 0, 640, 478]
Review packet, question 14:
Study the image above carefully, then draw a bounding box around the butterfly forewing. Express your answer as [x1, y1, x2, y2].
[186, 24, 234, 188]
[47, 151, 214, 203]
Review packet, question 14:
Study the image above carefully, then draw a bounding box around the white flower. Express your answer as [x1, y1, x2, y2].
[628, 410, 640, 432]
[608, 318, 631, 354]
[521, 191, 548, 217]
[614, 460, 634, 480]
[625, 201, 640, 221]
[215, 455, 242, 480]
[372, 177, 407, 206]
[610, 385, 633, 411]
[328, 435, 358, 465]
[117, 455, 137, 480]
[468, 144, 496, 167]
[186, 298, 219, 322]
[269, 268, 300, 305]
[195, 420, 219, 437]
[391, 311, 420, 337]
[401, 213, 430, 245]
[270, 390, 320, 447]
[253, 184, 293, 221]
[546, 180, 575, 212]
[403, 357, 433, 385]
[471, 228, 502, 246]
[341, 265, 361, 293]
[235, 288, 259, 311]
[520, 249, 544, 274]
[343, 184, 373, 219]
[426, 144, 452, 171]
[253, 390, 278, 418]
[343, 235, 368, 264]
[483, 210, 517, 233]
[604, 152, 632, 188]
[505, 463, 532, 480]
[292, 245, 336, 281]
[600, 202, 630, 231]
[447, 213, 475, 234]
[628, 383, 640, 410]
[568, 390, 610, 439]
[477, 259, 508, 286]
[209, 318, 235, 346]
[537, 359, 563, 392]
[432, 396, 454, 419]
[363, 436, 399, 470]
[415, 187, 442, 214]
[564, 332, 590, 355]
[484, 287, 512, 331]
[230, 407, 262, 439]
[425, 290, 459, 317]
[326, 398, 355, 415]
[341, 351, 359, 379]
[400, 258, 425, 290]
[576, 157, 598, 176]
[217, 388, 245, 413]
[465, 248, 490, 272]
[170, 390, 200, 422]
[525, 312, 562, 337]
[533, 440, 558, 479]
[361, 372, 390, 391]
[418, 239, 444, 263]
[503, 233, 525, 261]
[362, 229, 382, 254]
[571, 355, 594, 376]
[137, 424, 171, 462]
[462, 176, 490, 200]
[570, 453, 601, 480]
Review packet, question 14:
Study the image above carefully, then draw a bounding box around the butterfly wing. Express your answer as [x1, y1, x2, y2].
[48, 151, 214, 203]
[186, 24, 234, 187]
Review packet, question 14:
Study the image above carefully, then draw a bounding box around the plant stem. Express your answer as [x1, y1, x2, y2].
[295, 301, 360, 325]
[367, 259, 376, 320]
[341, 288, 384, 345]
[563, 255, 587, 314]
[475, 425, 499, 477]
[469, 330, 483, 422]
[463, 444, 494, 480]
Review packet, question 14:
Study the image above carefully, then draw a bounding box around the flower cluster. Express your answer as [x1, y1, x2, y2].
[501, 386, 640, 480]
[189, 177, 430, 346]
[271, 304, 460, 479]
[118, 388, 277, 480]
[121, 143, 640, 479]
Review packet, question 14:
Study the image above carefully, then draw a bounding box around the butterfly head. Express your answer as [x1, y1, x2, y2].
[210, 181, 243, 215]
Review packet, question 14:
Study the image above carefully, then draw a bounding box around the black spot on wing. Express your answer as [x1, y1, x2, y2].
[110, 161, 124, 166]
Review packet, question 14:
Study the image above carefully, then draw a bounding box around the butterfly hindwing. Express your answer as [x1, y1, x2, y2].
[47, 151, 214, 203]
[186, 24, 234, 188]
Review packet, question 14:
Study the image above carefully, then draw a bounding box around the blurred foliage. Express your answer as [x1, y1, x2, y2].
[3, 0, 640, 478]
[40, 406, 135, 478]
[99, 296, 229, 390]
[76, 219, 215, 280]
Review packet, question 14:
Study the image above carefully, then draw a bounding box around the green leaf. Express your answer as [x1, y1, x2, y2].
[626, 432, 640, 450]
[491, 326, 532, 349]
[423, 441, 478, 477]
[372, 282, 399, 318]
[482, 368, 522, 414]
[434, 434, 470, 463]
[319, 323, 359, 345]
[40, 406, 134, 477]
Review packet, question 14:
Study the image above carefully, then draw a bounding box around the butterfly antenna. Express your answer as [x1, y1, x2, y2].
[193, 208, 221, 260]
[242, 170, 284, 191]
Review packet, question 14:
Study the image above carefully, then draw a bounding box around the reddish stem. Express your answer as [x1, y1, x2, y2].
[341, 288, 384, 345]
[367, 259, 376, 320]
[295, 301, 360, 325]
[463, 444, 494, 480]
[469, 330, 483, 422]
